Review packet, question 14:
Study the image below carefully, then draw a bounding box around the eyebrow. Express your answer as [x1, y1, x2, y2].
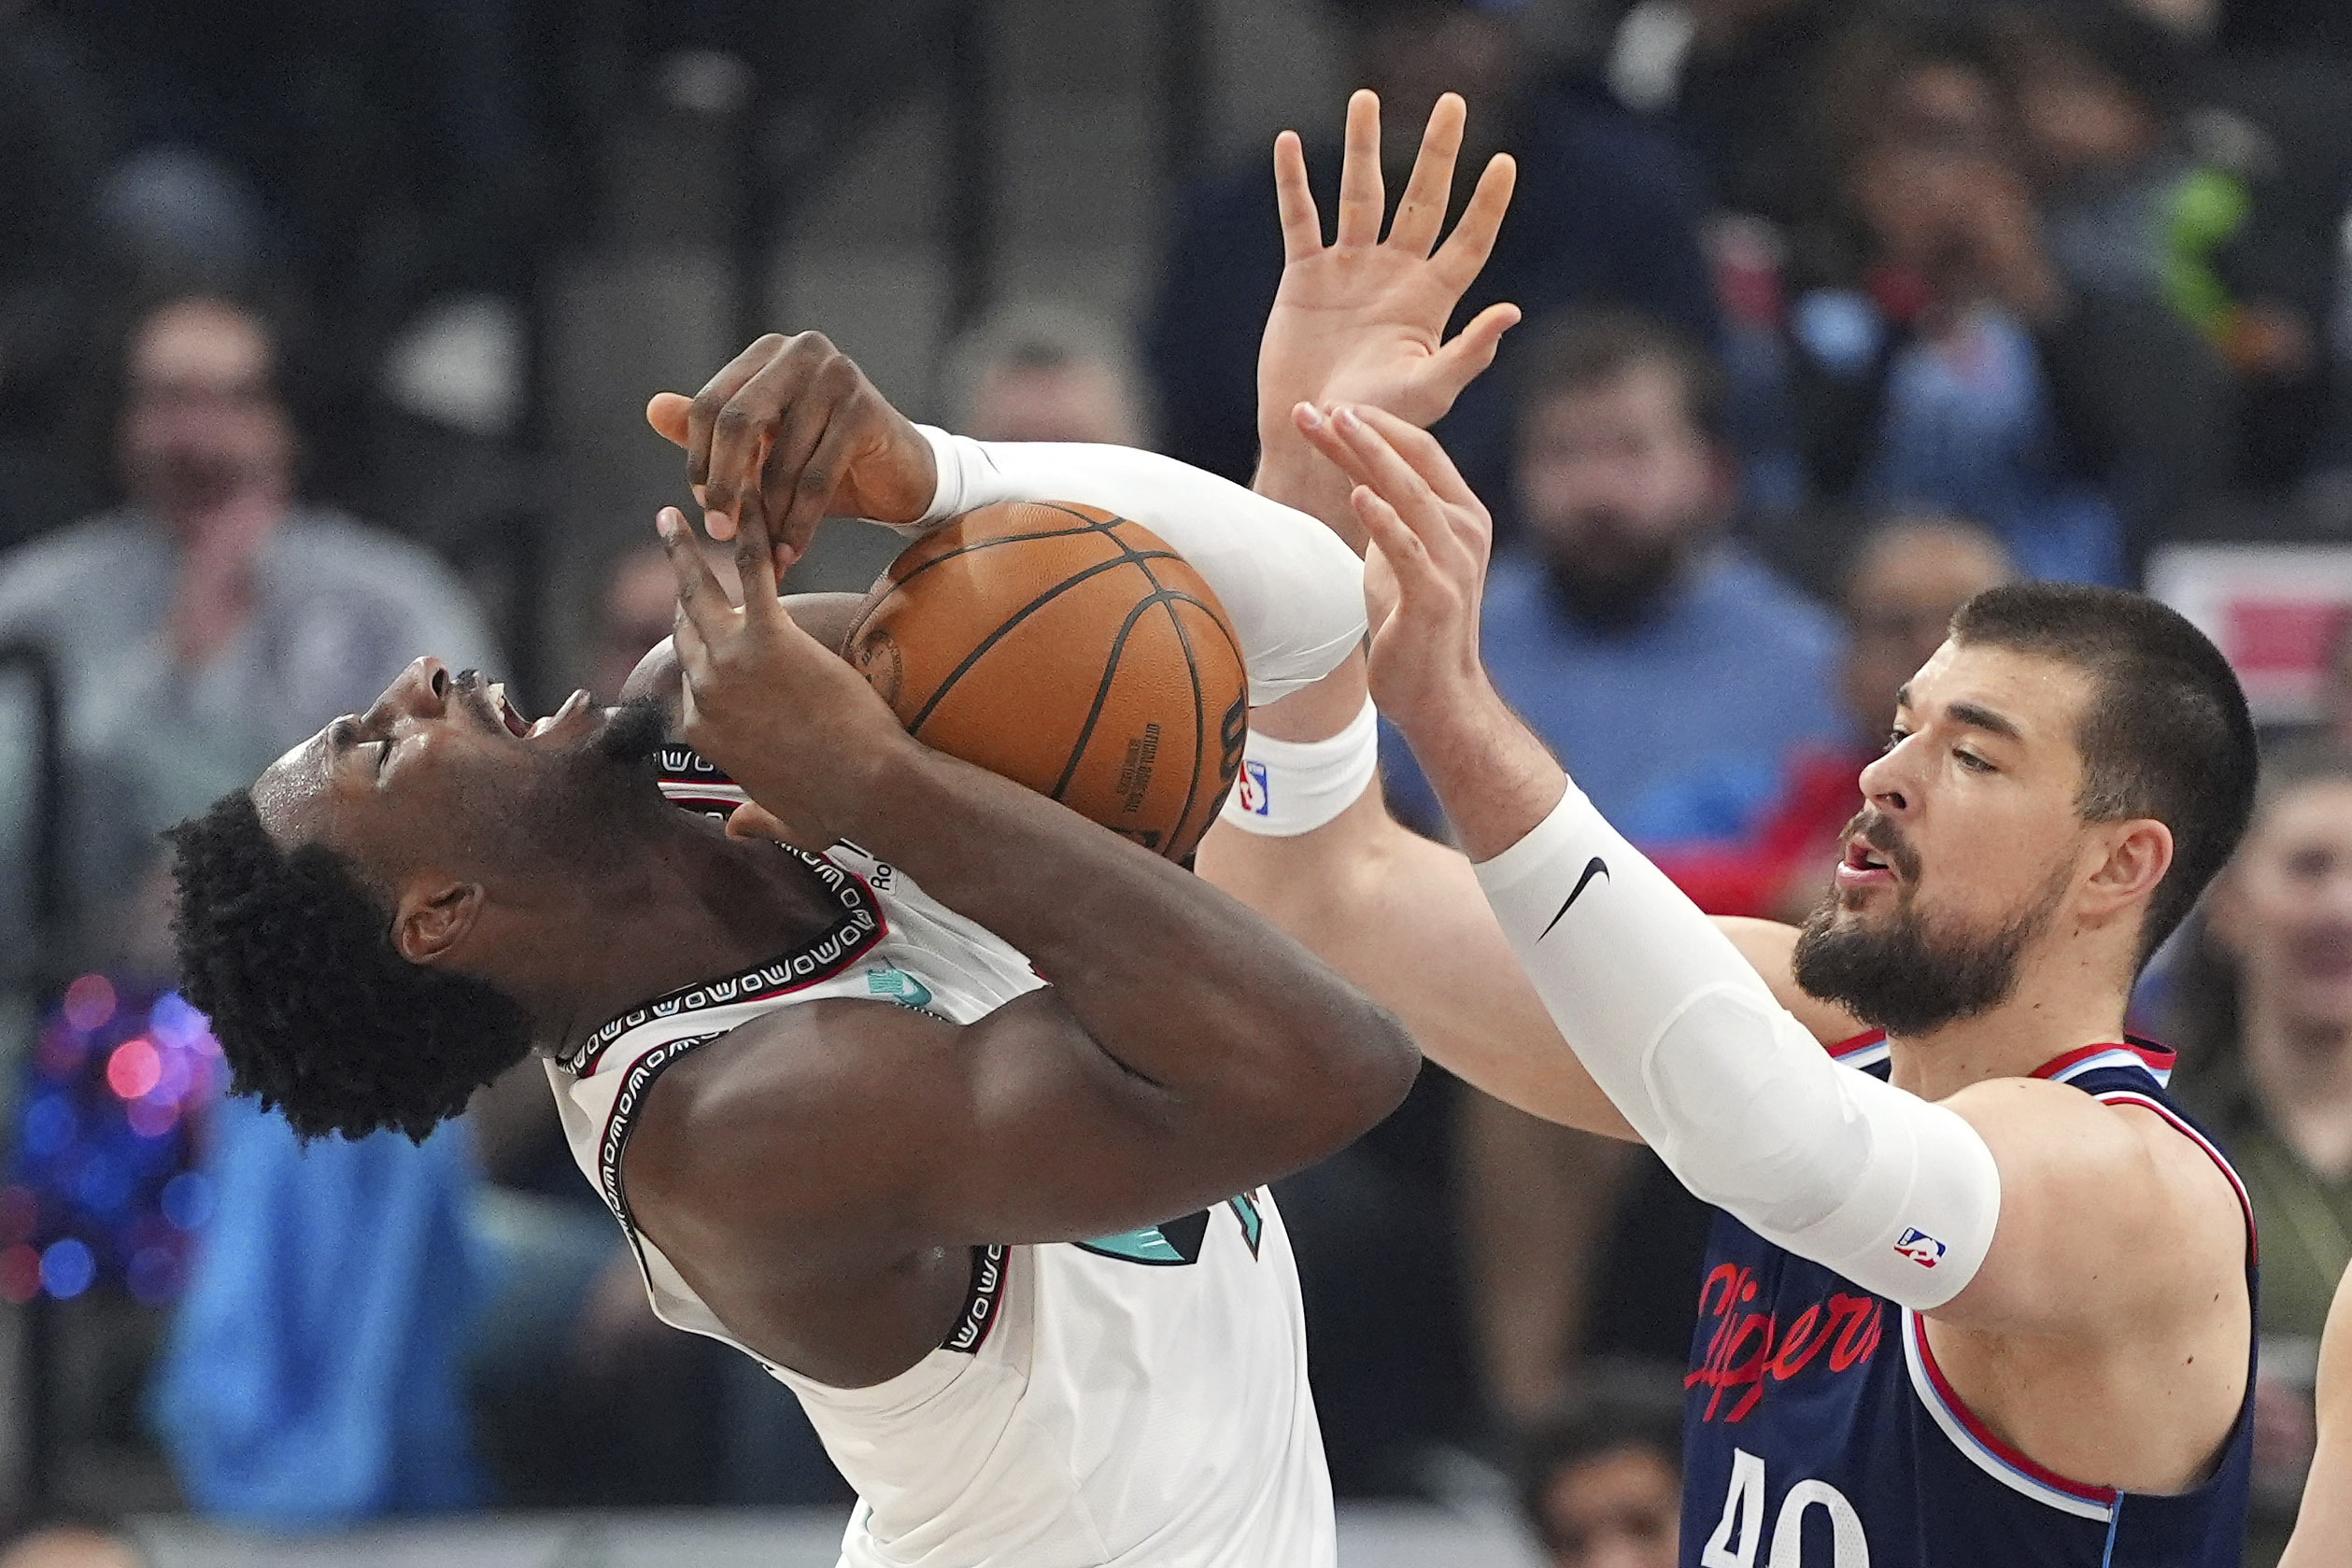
[1892, 686, 2026, 742]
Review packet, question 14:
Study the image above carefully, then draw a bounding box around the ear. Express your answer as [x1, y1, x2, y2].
[2079, 819, 2174, 924]
[393, 880, 487, 965]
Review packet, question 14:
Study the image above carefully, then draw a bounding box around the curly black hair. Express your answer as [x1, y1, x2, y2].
[165, 790, 535, 1143]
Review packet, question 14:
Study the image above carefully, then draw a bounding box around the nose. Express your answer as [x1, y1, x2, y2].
[374, 657, 451, 726]
[1856, 734, 1916, 817]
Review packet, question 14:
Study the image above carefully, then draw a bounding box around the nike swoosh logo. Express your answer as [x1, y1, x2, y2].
[1538, 857, 1609, 939]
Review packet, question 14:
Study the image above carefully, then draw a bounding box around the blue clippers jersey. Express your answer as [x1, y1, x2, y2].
[1680, 1035, 2257, 1567]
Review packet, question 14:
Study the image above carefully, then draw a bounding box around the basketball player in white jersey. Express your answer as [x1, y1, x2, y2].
[161, 99, 1538, 1560]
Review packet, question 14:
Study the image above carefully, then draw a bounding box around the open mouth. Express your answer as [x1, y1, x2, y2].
[488, 683, 590, 740]
[1843, 839, 1892, 874]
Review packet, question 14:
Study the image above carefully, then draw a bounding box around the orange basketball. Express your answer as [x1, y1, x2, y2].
[843, 501, 1248, 862]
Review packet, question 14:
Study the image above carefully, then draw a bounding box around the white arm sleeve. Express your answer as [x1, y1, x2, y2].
[1473, 787, 2003, 1311]
[914, 427, 1366, 707]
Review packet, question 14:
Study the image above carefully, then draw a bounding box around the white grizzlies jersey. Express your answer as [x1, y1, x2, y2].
[545, 841, 1336, 1568]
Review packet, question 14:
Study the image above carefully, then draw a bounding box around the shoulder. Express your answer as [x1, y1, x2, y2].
[620, 997, 952, 1229]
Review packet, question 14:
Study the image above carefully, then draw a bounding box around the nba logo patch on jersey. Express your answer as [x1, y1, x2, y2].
[1894, 1227, 1947, 1267]
[1238, 759, 1270, 816]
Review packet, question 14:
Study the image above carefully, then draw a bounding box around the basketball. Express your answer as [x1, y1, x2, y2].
[843, 501, 1248, 862]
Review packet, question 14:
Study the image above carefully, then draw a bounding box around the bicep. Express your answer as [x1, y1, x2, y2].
[631, 996, 1317, 1259]
[1934, 1080, 2246, 1337]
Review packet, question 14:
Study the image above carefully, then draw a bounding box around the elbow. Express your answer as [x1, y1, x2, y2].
[1309, 997, 1421, 1144]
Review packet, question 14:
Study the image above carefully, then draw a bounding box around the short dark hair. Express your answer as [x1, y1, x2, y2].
[164, 791, 533, 1142]
[1948, 583, 2257, 964]
[1518, 1358, 1685, 1550]
[1515, 307, 1730, 445]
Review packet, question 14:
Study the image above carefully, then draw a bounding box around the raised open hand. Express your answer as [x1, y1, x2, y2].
[1255, 90, 1520, 546]
[646, 331, 938, 576]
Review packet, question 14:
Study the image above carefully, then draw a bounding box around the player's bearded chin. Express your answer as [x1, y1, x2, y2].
[1791, 834, 2072, 1038]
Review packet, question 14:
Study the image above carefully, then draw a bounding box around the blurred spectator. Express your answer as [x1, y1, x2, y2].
[1782, 10, 2232, 581]
[942, 301, 1152, 446]
[0, 289, 495, 968]
[1605, 0, 1858, 232]
[150, 1100, 489, 1526]
[1149, 0, 1719, 508]
[1990, 0, 2340, 490]
[2172, 740, 2352, 1563]
[1518, 1360, 1685, 1568]
[1656, 515, 2015, 920]
[1382, 308, 1844, 852]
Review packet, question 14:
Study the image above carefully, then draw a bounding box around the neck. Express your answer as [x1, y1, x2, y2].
[516, 810, 847, 1060]
[2239, 989, 2352, 1178]
[1886, 939, 2135, 1103]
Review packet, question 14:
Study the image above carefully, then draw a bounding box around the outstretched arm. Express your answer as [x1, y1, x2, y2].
[625, 499, 1418, 1385]
[1315, 403, 2245, 1368]
[2285, 1261, 2352, 1566]
[1201, 91, 1849, 1138]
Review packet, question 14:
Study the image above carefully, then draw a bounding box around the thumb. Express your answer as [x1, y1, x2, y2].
[646, 392, 692, 448]
[1424, 303, 1522, 403]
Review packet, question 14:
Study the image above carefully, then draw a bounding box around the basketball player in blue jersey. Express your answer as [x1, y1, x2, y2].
[1162, 92, 2261, 1565]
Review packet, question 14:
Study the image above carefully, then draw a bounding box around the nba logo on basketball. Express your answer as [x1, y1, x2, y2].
[1239, 759, 1271, 816]
[1894, 1228, 1947, 1268]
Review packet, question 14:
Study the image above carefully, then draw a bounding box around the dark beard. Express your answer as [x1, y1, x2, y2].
[1791, 866, 2069, 1038]
[596, 694, 672, 767]
[1543, 535, 1683, 632]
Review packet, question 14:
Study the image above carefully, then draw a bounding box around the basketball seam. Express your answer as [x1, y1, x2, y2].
[901, 550, 1188, 734]
[1046, 587, 1193, 805]
[1123, 551, 1212, 856]
[844, 504, 1132, 651]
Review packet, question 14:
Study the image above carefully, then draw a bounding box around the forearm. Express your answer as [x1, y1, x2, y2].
[1470, 778, 2001, 1311]
[914, 428, 1366, 704]
[839, 739, 1416, 1126]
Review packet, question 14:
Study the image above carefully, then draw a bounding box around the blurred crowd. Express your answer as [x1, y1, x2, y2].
[4, 0, 2352, 1563]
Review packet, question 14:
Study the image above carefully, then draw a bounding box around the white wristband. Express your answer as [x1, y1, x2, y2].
[1219, 699, 1380, 837]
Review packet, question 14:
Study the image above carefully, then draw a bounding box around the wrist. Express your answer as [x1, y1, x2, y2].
[1396, 685, 1567, 862]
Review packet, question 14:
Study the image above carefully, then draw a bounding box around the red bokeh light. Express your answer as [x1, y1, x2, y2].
[106, 1038, 162, 1101]
[0, 1245, 39, 1306]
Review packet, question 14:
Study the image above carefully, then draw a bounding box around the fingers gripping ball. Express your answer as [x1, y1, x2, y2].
[845, 501, 1249, 862]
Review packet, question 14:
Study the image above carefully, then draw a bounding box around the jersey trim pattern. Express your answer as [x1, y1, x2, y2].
[560, 853, 886, 1077]
[2033, 1039, 2177, 1087]
[1900, 1307, 2120, 1521]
